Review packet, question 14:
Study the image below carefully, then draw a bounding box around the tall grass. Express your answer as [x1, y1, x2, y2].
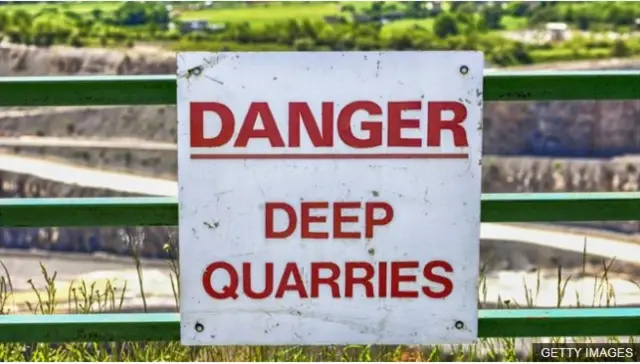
[0, 233, 638, 362]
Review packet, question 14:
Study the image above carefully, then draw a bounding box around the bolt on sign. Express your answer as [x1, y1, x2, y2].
[177, 51, 484, 346]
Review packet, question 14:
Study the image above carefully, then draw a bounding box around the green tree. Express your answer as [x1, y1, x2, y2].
[504, 2, 529, 17]
[575, 12, 590, 31]
[114, 2, 168, 26]
[481, 4, 504, 30]
[370, 1, 384, 15]
[293, 37, 314, 51]
[450, 1, 472, 13]
[114, 2, 147, 25]
[315, 25, 345, 48]
[11, 9, 32, 30]
[68, 33, 84, 47]
[225, 22, 253, 44]
[605, 3, 636, 27]
[6, 27, 24, 43]
[354, 23, 381, 42]
[564, 5, 575, 22]
[32, 10, 76, 46]
[611, 39, 631, 58]
[511, 41, 533, 65]
[386, 31, 413, 50]
[355, 35, 378, 50]
[406, 1, 427, 18]
[300, 19, 323, 40]
[529, 5, 561, 26]
[433, 12, 460, 38]
[0, 11, 8, 32]
[282, 19, 302, 45]
[91, 8, 103, 21]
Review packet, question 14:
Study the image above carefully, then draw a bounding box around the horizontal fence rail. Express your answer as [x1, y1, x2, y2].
[1, 308, 639, 343]
[0, 71, 639, 107]
[0, 193, 638, 227]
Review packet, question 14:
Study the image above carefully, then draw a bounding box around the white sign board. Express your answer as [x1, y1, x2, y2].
[177, 51, 483, 346]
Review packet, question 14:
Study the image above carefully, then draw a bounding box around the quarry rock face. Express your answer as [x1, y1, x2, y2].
[0, 44, 175, 76]
[0, 168, 174, 258]
[484, 100, 640, 156]
[482, 156, 640, 235]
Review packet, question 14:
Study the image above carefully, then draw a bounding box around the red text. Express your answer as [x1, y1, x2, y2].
[265, 201, 394, 239]
[190, 101, 469, 149]
[201, 260, 454, 300]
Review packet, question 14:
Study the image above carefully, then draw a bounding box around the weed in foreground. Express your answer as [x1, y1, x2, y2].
[0, 233, 639, 362]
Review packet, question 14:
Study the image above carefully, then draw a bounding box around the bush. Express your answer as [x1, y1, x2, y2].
[68, 34, 84, 47]
[433, 12, 460, 38]
[340, 4, 355, 13]
[293, 37, 314, 51]
[529, 47, 611, 63]
[611, 39, 631, 58]
[481, 4, 504, 30]
[33, 33, 54, 47]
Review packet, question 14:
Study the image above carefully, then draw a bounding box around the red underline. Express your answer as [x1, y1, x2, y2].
[190, 153, 469, 160]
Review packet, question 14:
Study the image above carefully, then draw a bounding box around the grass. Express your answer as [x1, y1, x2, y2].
[8, 1, 373, 22]
[530, 47, 613, 63]
[179, 2, 341, 24]
[501, 15, 529, 31]
[380, 18, 435, 36]
[0, 231, 639, 361]
[379, 13, 527, 38]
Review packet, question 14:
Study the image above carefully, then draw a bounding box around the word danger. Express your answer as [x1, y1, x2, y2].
[190, 101, 469, 149]
[202, 260, 454, 300]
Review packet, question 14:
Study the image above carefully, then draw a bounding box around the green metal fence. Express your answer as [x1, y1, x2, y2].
[0, 70, 639, 343]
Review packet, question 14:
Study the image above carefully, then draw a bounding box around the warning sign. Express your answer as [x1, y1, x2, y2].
[177, 51, 484, 346]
